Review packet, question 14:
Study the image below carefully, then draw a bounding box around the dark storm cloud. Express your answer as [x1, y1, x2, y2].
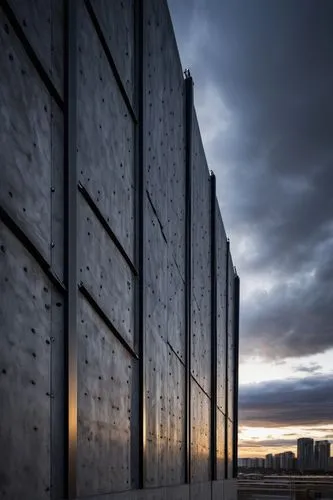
[239, 375, 333, 427]
[168, 0, 333, 359]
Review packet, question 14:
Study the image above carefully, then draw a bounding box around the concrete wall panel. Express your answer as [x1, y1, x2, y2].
[216, 204, 227, 414]
[0, 223, 52, 499]
[191, 379, 210, 483]
[168, 350, 186, 485]
[77, 2, 135, 260]
[191, 113, 211, 394]
[227, 419, 233, 479]
[145, 340, 185, 487]
[167, 257, 185, 362]
[77, 297, 135, 495]
[0, 12, 52, 261]
[166, 119, 186, 280]
[90, 0, 135, 106]
[212, 480, 223, 500]
[216, 409, 226, 480]
[191, 296, 211, 394]
[144, 0, 185, 235]
[227, 257, 235, 423]
[224, 479, 237, 500]
[145, 199, 168, 344]
[190, 481, 212, 500]
[192, 113, 211, 305]
[145, 330, 169, 487]
[8, 0, 63, 96]
[78, 195, 135, 348]
[51, 101, 64, 280]
[50, 287, 65, 499]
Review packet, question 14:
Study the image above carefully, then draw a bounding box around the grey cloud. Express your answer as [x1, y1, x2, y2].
[168, 0, 333, 360]
[294, 363, 322, 374]
[239, 375, 333, 427]
[239, 439, 296, 449]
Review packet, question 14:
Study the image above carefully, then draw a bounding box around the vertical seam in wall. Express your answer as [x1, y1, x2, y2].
[210, 173, 217, 481]
[137, 0, 146, 489]
[225, 239, 230, 479]
[64, 0, 77, 497]
[233, 275, 240, 478]
[185, 74, 193, 484]
[50, 1, 54, 487]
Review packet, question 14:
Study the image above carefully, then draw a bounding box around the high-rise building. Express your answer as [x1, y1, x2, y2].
[315, 440, 331, 471]
[265, 453, 274, 469]
[328, 457, 333, 472]
[273, 453, 282, 471]
[280, 451, 295, 471]
[297, 438, 314, 471]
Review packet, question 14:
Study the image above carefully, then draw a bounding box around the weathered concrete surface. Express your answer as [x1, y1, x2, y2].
[191, 112, 212, 396]
[77, 1, 135, 261]
[78, 194, 135, 348]
[217, 408, 226, 480]
[0, 10, 52, 260]
[216, 203, 227, 415]
[0, 223, 52, 499]
[227, 254, 235, 425]
[191, 379, 211, 482]
[90, 0, 135, 107]
[8, 0, 64, 96]
[77, 296, 136, 495]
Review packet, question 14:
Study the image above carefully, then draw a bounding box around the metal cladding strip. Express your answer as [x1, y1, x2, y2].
[210, 172, 217, 481]
[224, 238, 230, 479]
[233, 273, 240, 478]
[78, 283, 139, 360]
[77, 182, 138, 277]
[136, 0, 146, 488]
[84, 0, 138, 125]
[0, 205, 66, 293]
[64, 0, 77, 497]
[1, 0, 63, 110]
[185, 72, 193, 484]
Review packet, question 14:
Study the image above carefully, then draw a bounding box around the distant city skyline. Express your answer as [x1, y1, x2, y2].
[239, 436, 332, 473]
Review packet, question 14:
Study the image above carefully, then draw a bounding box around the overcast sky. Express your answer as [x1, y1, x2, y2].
[167, 0, 333, 456]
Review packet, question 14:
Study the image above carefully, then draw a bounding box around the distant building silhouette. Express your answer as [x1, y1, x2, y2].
[315, 440, 331, 472]
[297, 438, 314, 471]
[265, 453, 274, 469]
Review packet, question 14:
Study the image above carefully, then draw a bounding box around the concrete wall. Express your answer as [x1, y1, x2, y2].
[0, 1, 239, 499]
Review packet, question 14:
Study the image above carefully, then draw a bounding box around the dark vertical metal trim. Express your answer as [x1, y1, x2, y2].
[184, 72, 193, 484]
[233, 274, 240, 478]
[224, 239, 230, 479]
[64, 0, 77, 497]
[210, 173, 217, 481]
[136, 0, 146, 489]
